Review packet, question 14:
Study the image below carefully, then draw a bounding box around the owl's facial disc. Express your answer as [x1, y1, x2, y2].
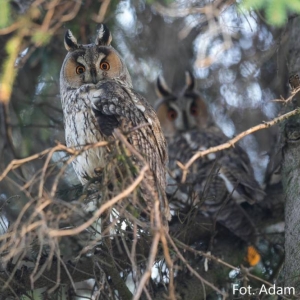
[61, 31, 132, 89]
[67, 49, 122, 85]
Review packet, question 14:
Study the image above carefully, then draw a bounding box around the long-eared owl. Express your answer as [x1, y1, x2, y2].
[155, 71, 264, 241]
[60, 24, 170, 222]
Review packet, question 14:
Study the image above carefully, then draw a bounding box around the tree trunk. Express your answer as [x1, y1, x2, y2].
[283, 16, 300, 294]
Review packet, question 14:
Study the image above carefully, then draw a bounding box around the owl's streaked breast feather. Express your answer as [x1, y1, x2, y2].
[61, 87, 107, 183]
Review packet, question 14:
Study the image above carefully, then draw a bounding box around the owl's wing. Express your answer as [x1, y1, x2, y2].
[89, 79, 171, 221]
[89, 79, 168, 188]
[129, 89, 169, 172]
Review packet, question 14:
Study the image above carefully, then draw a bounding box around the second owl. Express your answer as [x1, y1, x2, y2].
[155, 72, 264, 241]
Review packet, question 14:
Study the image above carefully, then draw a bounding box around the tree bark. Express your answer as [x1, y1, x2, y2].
[283, 16, 300, 294]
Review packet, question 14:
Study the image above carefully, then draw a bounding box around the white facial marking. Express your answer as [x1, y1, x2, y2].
[77, 56, 87, 66]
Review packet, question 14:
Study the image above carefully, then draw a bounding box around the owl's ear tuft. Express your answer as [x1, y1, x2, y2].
[156, 75, 172, 98]
[95, 24, 112, 46]
[185, 71, 195, 92]
[64, 30, 78, 51]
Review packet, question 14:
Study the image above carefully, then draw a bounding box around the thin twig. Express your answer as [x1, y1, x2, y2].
[167, 233, 228, 297]
[0, 22, 20, 35]
[175, 239, 289, 294]
[274, 86, 300, 102]
[133, 201, 161, 300]
[48, 165, 148, 237]
[160, 230, 176, 299]
[0, 141, 108, 182]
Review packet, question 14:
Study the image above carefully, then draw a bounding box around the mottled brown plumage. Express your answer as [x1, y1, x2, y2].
[60, 24, 170, 223]
[289, 73, 300, 90]
[155, 71, 264, 241]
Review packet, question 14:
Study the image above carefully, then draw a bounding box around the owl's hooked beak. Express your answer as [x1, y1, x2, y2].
[90, 68, 98, 84]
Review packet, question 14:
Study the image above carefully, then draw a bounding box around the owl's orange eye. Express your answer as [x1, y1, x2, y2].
[100, 62, 110, 71]
[76, 66, 85, 74]
[190, 102, 198, 116]
[167, 108, 178, 121]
